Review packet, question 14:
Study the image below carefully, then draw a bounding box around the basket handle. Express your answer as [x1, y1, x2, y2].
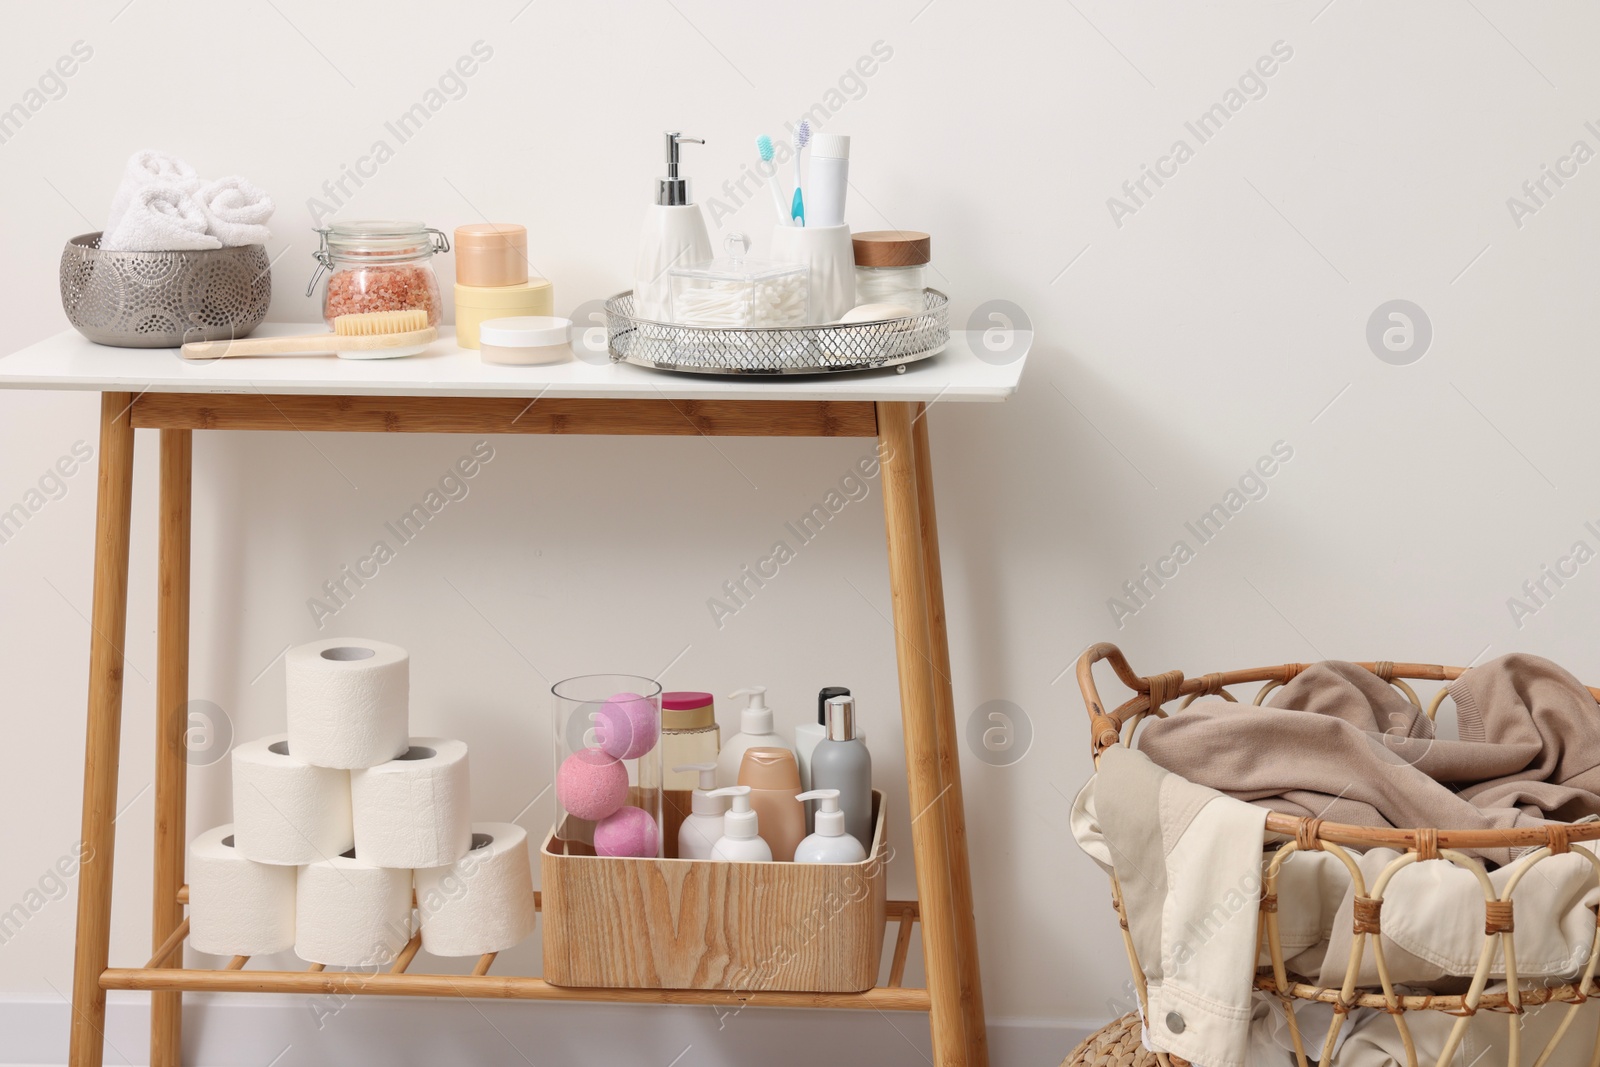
[1077, 643, 1186, 756]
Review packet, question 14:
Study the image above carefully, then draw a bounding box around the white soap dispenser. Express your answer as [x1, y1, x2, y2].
[633, 130, 712, 322]
[717, 686, 796, 786]
[793, 789, 868, 863]
[705, 786, 773, 862]
[674, 762, 726, 861]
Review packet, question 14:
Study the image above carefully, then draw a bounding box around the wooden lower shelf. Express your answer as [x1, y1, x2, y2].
[100, 968, 930, 1010]
[111, 895, 928, 1011]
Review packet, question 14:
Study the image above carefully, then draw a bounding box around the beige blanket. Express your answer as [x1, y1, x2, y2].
[1137, 654, 1600, 864]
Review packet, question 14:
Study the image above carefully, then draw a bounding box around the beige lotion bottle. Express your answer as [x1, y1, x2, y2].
[633, 131, 711, 322]
[737, 747, 806, 863]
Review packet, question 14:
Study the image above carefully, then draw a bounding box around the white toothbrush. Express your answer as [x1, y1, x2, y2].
[790, 119, 811, 226]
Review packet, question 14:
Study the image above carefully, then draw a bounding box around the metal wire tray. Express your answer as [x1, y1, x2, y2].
[604, 288, 949, 375]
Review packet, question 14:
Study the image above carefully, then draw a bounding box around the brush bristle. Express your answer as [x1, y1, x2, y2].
[332, 309, 429, 336]
[794, 119, 811, 148]
[756, 134, 774, 162]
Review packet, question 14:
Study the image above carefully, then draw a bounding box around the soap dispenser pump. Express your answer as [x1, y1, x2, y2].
[705, 786, 773, 862]
[793, 789, 869, 863]
[674, 762, 725, 861]
[633, 131, 712, 322]
[717, 686, 796, 786]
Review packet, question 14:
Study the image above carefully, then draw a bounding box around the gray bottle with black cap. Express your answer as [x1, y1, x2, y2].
[809, 694, 873, 851]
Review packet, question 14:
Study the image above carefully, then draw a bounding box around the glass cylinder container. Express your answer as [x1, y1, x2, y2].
[668, 232, 808, 327]
[851, 229, 931, 318]
[310, 220, 449, 328]
[551, 675, 663, 858]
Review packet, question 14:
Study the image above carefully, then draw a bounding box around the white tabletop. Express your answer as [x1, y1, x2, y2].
[0, 325, 1028, 403]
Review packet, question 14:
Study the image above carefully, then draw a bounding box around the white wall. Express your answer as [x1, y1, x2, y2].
[3, 0, 1598, 1063]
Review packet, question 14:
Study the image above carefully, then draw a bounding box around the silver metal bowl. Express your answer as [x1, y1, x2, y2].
[59, 233, 272, 348]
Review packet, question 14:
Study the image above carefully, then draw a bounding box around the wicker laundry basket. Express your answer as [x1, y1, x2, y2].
[1062, 1012, 1166, 1067]
[1075, 643, 1600, 1067]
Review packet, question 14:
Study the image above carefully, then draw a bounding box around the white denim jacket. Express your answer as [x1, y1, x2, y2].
[1074, 749, 1600, 1067]
[1073, 745, 1268, 1067]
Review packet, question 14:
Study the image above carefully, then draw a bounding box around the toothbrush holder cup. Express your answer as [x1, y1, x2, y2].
[769, 224, 856, 324]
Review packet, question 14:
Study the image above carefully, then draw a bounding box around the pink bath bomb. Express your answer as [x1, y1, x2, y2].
[594, 692, 659, 760]
[557, 747, 628, 821]
[594, 805, 659, 858]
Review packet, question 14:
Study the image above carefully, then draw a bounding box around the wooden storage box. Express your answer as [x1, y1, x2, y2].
[541, 791, 888, 991]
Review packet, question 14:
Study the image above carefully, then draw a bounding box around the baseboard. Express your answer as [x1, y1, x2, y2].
[0, 994, 1091, 1066]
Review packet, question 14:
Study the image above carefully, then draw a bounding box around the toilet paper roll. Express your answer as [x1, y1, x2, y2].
[294, 849, 414, 967]
[350, 737, 472, 868]
[231, 734, 353, 865]
[188, 824, 296, 956]
[415, 822, 537, 956]
[285, 638, 410, 769]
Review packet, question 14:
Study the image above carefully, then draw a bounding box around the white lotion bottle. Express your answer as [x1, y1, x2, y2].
[674, 762, 726, 861]
[634, 131, 711, 322]
[705, 786, 772, 862]
[810, 694, 873, 850]
[793, 789, 868, 863]
[805, 134, 850, 228]
[717, 686, 796, 787]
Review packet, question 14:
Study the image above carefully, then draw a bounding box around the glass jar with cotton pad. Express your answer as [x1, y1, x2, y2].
[478, 316, 573, 365]
[852, 230, 931, 318]
[668, 232, 808, 328]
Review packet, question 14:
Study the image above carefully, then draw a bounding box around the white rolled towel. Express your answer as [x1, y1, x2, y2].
[105, 150, 200, 236]
[100, 182, 221, 251]
[198, 176, 274, 247]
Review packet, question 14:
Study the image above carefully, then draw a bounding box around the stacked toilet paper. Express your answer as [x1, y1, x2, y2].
[188, 637, 536, 968]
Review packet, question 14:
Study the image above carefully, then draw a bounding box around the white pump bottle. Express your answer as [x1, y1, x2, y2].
[716, 686, 796, 787]
[633, 131, 712, 322]
[674, 762, 726, 861]
[793, 789, 868, 863]
[705, 786, 773, 862]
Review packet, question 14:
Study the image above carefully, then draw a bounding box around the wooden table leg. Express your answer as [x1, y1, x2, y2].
[151, 430, 192, 1067]
[68, 393, 136, 1067]
[912, 404, 989, 1066]
[876, 401, 970, 1066]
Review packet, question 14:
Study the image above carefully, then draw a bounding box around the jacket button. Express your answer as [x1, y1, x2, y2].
[1166, 1011, 1185, 1034]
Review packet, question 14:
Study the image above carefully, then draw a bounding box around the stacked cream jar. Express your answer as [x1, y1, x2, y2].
[453, 223, 553, 349]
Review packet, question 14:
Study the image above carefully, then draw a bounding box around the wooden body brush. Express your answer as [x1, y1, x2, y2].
[180, 309, 436, 360]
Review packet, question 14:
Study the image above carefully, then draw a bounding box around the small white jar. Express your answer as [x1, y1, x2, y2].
[478, 316, 573, 365]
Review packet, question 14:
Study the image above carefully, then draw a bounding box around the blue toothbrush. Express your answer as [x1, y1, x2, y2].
[756, 135, 791, 224]
[791, 119, 812, 226]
